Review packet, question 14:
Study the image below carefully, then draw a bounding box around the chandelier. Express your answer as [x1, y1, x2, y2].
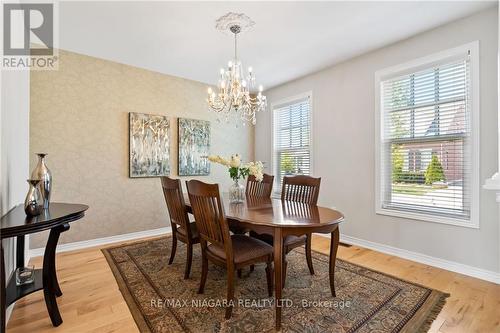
[207, 13, 267, 125]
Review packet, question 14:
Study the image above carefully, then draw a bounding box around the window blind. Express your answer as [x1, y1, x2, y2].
[380, 53, 472, 220]
[273, 96, 311, 192]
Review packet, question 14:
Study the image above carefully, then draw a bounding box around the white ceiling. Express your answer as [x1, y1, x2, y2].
[59, 1, 496, 90]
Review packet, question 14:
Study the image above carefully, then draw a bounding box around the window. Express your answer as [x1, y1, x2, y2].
[272, 93, 312, 193]
[375, 42, 479, 228]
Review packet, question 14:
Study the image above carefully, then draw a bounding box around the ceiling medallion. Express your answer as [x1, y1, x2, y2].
[207, 12, 266, 126]
[215, 12, 255, 34]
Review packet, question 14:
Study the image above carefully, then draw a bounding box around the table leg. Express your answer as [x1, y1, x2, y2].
[43, 223, 69, 326]
[273, 228, 283, 331]
[16, 235, 25, 269]
[50, 224, 68, 297]
[329, 226, 340, 297]
[1, 242, 6, 333]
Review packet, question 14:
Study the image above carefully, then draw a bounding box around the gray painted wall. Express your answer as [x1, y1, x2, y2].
[256, 8, 499, 272]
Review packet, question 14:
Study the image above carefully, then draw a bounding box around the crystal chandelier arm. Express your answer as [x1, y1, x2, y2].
[207, 84, 233, 114]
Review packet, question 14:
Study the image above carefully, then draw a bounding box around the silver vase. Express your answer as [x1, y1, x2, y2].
[24, 179, 43, 217]
[31, 153, 52, 209]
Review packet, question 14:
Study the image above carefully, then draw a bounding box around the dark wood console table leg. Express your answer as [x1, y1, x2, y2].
[16, 236, 24, 269]
[329, 226, 340, 297]
[42, 223, 69, 326]
[1, 242, 6, 333]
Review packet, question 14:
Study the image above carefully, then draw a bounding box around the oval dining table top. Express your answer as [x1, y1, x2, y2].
[184, 194, 344, 228]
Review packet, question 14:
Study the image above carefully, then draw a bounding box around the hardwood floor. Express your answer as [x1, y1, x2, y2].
[7, 235, 500, 333]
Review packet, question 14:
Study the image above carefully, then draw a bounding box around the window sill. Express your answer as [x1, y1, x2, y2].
[376, 207, 479, 229]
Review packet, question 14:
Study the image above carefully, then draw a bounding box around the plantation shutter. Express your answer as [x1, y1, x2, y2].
[380, 52, 472, 220]
[273, 96, 311, 192]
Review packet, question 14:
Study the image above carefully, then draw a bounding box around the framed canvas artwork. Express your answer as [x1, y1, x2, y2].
[178, 118, 210, 176]
[129, 112, 170, 178]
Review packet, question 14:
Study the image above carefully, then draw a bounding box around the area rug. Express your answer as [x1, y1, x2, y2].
[102, 236, 449, 333]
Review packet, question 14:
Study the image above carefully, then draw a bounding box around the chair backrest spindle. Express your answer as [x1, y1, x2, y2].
[281, 175, 321, 205]
[246, 174, 274, 198]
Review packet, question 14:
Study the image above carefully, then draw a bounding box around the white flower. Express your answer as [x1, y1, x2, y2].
[248, 165, 256, 174]
[247, 161, 264, 181]
[208, 155, 230, 167]
[254, 171, 263, 182]
[229, 154, 241, 168]
[209, 155, 263, 182]
[220, 157, 231, 167]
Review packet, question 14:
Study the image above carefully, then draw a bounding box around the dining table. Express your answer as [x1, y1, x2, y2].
[184, 194, 344, 331]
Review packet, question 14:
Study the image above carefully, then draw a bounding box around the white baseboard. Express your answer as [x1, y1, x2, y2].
[28, 227, 499, 284]
[29, 227, 172, 258]
[320, 233, 499, 284]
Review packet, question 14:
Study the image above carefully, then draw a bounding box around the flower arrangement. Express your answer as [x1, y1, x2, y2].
[208, 154, 264, 182]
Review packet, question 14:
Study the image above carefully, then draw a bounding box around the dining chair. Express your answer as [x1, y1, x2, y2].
[186, 179, 274, 319]
[228, 174, 273, 241]
[245, 174, 274, 275]
[246, 174, 274, 198]
[161, 177, 200, 279]
[281, 175, 320, 282]
[251, 175, 321, 285]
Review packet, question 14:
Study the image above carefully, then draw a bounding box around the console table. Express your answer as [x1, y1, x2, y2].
[0, 203, 88, 333]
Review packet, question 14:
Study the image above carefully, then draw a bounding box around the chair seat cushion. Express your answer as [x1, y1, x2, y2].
[251, 232, 306, 247]
[177, 221, 199, 240]
[284, 235, 307, 247]
[207, 235, 273, 264]
[251, 232, 273, 245]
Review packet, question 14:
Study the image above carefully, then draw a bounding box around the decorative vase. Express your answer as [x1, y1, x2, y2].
[229, 179, 245, 204]
[24, 179, 43, 217]
[31, 153, 52, 209]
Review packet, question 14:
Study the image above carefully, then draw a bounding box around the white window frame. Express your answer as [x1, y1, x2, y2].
[375, 41, 480, 229]
[271, 91, 314, 196]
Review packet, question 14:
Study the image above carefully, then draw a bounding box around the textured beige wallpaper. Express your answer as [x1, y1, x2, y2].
[29, 49, 254, 249]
